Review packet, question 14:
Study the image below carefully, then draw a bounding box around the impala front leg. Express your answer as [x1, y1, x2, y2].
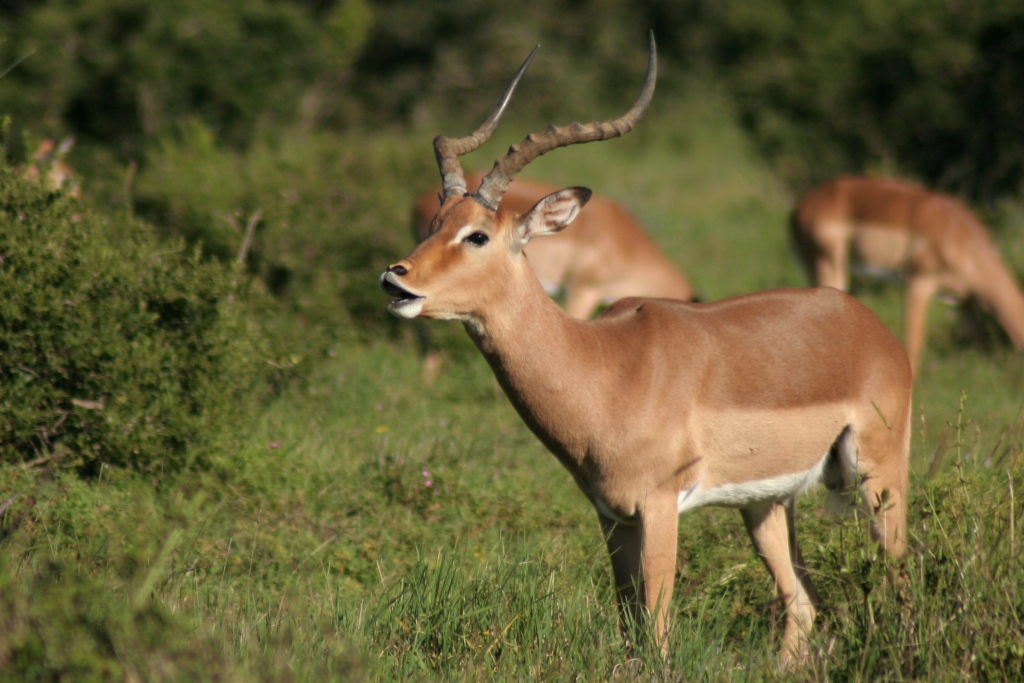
[813, 231, 849, 292]
[903, 274, 939, 376]
[597, 494, 679, 655]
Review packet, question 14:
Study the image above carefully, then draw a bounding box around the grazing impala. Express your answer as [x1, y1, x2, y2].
[792, 175, 1024, 374]
[415, 172, 695, 319]
[380, 35, 912, 663]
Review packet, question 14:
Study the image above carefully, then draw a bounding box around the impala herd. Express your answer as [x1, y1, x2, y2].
[380, 33, 1022, 666]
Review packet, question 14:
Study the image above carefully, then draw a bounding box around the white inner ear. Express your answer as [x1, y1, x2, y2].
[519, 190, 584, 244]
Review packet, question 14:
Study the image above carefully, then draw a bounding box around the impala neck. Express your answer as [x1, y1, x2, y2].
[466, 266, 580, 371]
[462, 267, 597, 457]
[973, 251, 1024, 349]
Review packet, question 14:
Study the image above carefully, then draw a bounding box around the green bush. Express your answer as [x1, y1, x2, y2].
[0, 166, 268, 475]
[133, 122, 429, 350]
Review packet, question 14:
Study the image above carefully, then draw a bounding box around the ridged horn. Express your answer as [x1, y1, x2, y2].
[433, 46, 540, 200]
[474, 31, 657, 212]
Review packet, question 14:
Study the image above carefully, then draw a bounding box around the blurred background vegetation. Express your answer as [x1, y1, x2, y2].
[4, 0, 1024, 195]
[1, 0, 1021, 356]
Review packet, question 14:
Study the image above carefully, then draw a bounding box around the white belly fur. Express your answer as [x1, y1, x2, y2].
[677, 451, 830, 514]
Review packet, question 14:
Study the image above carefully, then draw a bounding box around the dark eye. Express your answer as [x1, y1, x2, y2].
[463, 231, 489, 247]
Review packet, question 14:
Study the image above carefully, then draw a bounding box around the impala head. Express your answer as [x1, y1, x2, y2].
[381, 32, 657, 322]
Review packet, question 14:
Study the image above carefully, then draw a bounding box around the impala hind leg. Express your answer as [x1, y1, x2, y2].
[741, 500, 818, 663]
[597, 496, 679, 655]
[564, 285, 605, 321]
[414, 321, 443, 384]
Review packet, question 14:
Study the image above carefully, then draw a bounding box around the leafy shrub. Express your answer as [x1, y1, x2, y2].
[0, 166, 268, 475]
[133, 122, 430, 350]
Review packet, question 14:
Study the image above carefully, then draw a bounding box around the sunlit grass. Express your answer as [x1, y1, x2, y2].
[3, 342, 1021, 680]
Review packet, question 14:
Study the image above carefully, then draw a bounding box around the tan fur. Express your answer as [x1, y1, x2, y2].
[385, 41, 910, 663]
[413, 174, 696, 382]
[792, 175, 1024, 375]
[415, 172, 695, 318]
[384, 192, 912, 663]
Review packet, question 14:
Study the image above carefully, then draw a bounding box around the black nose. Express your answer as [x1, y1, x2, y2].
[389, 264, 408, 276]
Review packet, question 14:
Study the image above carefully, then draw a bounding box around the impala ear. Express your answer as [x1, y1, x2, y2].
[516, 187, 592, 244]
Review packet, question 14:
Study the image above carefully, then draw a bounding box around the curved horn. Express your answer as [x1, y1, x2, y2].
[434, 46, 540, 200]
[475, 31, 657, 212]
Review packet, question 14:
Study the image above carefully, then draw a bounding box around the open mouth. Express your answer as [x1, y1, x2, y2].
[379, 271, 425, 318]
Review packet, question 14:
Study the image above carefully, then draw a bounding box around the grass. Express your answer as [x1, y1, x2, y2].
[2, 84, 1024, 681]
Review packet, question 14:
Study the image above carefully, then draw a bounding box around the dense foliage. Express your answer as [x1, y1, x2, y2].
[0, 0, 372, 155]
[685, 0, 1024, 199]
[4, 1, 1024, 203]
[0, 165, 267, 475]
[132, 122, 420, 346]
